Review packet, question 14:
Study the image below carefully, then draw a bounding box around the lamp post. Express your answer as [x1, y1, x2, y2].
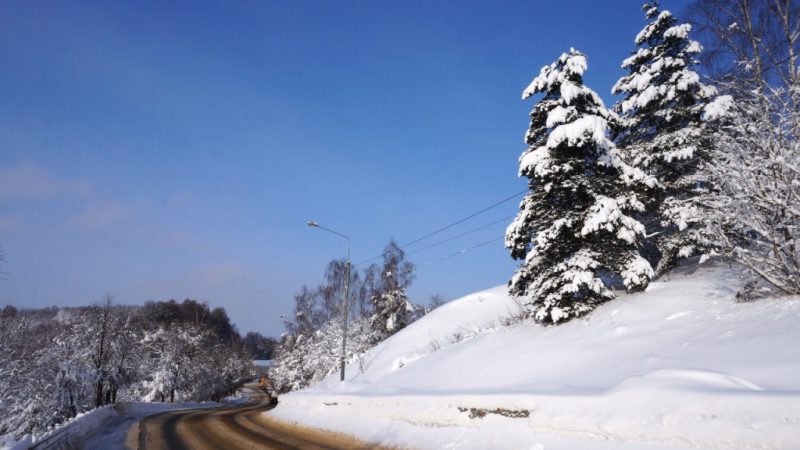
[307, 220, 351, 382]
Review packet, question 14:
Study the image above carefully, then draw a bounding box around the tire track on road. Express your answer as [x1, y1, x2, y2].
[137, 386, 387, 450]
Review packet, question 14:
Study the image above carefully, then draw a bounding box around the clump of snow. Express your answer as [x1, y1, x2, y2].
[546, 249, 608, 297]
[703, 95, 735, 121]
[686, 40, 702, 53]
[518, 146, 552, 178]
[661, 145, 696, 162]
[522, 49, 588, 100]
[676, 70, 701, 91]
[545, 105, 571, 127]
[532, 217, 573, 251]
[580, 195, 646, 244]
[546, 115, 608, 149]
[664, 23, 692, 39]
[636, 11, 673, 44]
[270, 264, 800, 449]
[621, 255, 655, 289]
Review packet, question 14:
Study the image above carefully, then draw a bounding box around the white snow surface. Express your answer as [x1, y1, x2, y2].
[703, 95, 735, 121]
[0, 396, 248, 450]
[1, 406, 118, 450]
[664, 23, 692, 40]
[270, 264, 800, 449]
[79, 400, 234, 450]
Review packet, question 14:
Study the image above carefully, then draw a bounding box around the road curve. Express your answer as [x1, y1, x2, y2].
[136, 386, 381, 450]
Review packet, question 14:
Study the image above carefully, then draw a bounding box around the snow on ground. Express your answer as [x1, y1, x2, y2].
[79, 400, 230, 450]
[270, 263, 800, 449]
[0, 392, 250, 450]
[1, 406, 118, 450]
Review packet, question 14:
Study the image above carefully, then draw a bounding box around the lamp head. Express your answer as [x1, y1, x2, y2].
[307, 220, 319, 228]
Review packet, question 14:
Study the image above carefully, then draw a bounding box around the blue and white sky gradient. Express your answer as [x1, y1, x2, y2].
[0, 0, 692, 336]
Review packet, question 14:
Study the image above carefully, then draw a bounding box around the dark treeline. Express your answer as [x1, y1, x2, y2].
[140, 298, 239, 343]
[242, 331, 278, 360]
[0, 297, 259, 439]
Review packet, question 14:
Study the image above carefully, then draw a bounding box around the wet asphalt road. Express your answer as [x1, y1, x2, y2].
[136, 387, 377, 450]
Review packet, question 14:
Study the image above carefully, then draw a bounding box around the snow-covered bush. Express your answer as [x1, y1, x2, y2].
[273, 240, 425, 391]
[271, 316, 376, 392]
[706, 88, 800, 295]
[133, 323, 252, 403]
[682, 0, 800, 296]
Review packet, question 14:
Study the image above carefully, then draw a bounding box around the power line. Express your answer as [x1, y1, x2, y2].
[354, 190, 526, 267]
[406, 215, 515, 257]
[420, 235, 505, 266]
[401, 190, 525, 249]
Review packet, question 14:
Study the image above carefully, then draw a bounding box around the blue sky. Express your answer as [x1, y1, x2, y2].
[0, 0, 692, 337]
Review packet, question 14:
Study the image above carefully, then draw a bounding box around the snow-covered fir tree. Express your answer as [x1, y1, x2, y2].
[369, 240, 418, 342]
[612, 1, 720, 275]
[506, 49, 658, 325]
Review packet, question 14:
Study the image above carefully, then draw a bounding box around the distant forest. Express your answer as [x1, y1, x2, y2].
[0, 297, 276, 438]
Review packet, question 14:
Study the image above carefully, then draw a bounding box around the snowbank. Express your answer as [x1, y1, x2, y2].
[0, 398, 240, 450]
[270, 264, 800, 449]
[81, 400, 231, 450]
[0, 406, 117, 450]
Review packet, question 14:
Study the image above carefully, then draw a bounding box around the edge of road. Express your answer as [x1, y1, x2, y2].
[120, 384, 400, 450]
[255, 411, 400, 450]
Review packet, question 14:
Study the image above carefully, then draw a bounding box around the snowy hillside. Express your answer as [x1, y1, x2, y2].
[270, 263, 800, 449]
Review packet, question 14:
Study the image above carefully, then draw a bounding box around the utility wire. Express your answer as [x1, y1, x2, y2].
[406, 215, 515, 257]
[400, 190, 525, 250]
[420, 235, 505, 266]
[354, 190, 526, 267]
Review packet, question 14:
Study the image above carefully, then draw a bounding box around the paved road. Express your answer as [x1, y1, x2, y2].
[136, 387, 377, 450]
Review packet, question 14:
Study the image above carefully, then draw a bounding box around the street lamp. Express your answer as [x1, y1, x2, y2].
[307, 220, 351, 382]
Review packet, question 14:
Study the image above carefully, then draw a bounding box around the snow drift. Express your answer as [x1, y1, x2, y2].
[270, 263, 800, 449]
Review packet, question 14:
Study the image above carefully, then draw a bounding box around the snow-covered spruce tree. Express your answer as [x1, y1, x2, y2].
[612, 1, 720, 275]
[369, 240, 418, 342]
[506, 49, 658, 325]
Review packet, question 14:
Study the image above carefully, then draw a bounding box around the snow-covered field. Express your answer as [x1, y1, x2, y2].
[270, 263, 800, 449]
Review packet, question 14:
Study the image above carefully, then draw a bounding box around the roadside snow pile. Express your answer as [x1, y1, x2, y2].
[0, 406, 117, 450]
[0, 399, 234, 450]
[80, 400, 230, 450]
[270, 264, 800, 449]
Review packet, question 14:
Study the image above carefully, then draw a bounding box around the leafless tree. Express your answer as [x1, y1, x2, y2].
[688, 0, 800, 96]
[707, 88, 800, 295]
[688, 0, 800, 295]
[90, 295, 114, 407]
